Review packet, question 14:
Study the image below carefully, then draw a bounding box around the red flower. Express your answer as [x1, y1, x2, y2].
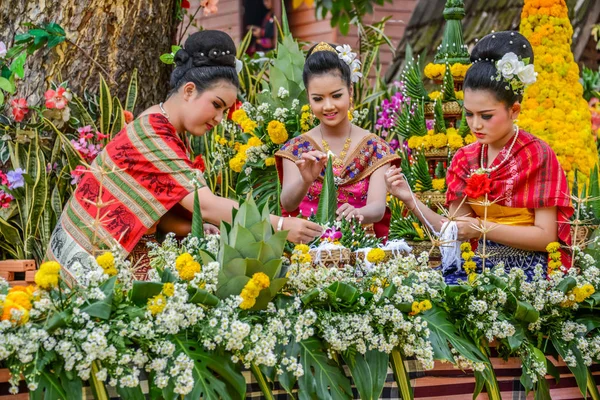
[10, 98, 29, 122]
[44, 87, 70, 109]
[0, 190, 13, 208]
[123, 110, 134, 124]
[0, 171, 7, 186]
[464, 173, 492, 198]
[192, 154, 206, 172]
[181, 0, 191, 8]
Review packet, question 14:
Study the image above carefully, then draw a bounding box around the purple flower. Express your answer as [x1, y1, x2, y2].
[389, 139, 400, 151]
[321, 227, 343, 242]
[6, 168, 25, 189]
[426, 119, 435, 130]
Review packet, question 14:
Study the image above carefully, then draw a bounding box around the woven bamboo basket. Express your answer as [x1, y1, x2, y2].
[416, 191, 446, 205]
[424, 101, 463, 119]
[310, 247, 351, 267]
[407, 240, 442, 260]
[423, 146, 449, 158]
[570, 224, 599, 248]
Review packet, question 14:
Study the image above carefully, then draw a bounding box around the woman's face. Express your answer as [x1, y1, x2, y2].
[307, 73, 351, 129]
[181, 81, 237, 136]
[463, 89, 520, 147]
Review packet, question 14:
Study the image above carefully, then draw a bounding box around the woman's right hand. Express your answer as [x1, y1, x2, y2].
[295, 150, 327, 185]
[282, 217, 323, 244]
[385, 166, 413, 205]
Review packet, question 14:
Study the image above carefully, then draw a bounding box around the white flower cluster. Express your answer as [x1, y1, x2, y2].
[493, 52, 537, 95]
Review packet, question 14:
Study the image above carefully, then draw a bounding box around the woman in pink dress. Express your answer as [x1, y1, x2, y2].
[275, 42, 399, 238]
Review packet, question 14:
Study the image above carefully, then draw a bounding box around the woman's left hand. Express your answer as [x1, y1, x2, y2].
[203, 223, 220, 235]
[336, 203, 364, 222]
[454, 217, 482, 241]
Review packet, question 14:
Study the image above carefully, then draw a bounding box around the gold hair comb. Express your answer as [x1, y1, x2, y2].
[312, 42, 337, 55]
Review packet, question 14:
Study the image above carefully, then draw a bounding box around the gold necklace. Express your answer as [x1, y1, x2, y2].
[320, 125, 352, 168]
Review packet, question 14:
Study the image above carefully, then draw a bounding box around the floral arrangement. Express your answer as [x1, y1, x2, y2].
[493, 52, 537, 95]
[424, 62, 471, 81]
[519, 0, 599, 183]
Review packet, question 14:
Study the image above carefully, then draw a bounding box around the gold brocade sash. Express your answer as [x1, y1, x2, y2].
[469, 197, 535, 226]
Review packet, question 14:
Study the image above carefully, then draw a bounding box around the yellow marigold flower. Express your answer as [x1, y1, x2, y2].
[462, 251, 475, 261]
[175, 253, 201, 281]
[411, 301, 421, 315]
[418, 300, 432, 312]
[219, 137, 229, 146]
[428, 91, 441, 100]
[1, 299, 29, 325]
[294, 244, 310, 254]
[412, 222, 425, 239]
[96, 252, 117, 276]
[468, 273, 477, 284]
[431, 133, 447, 149]
[407, 136, 424, 150]
[549, 251, 561, 261]
[366, 248, 386, 264]
[6, 291, 32, 311]
[450, 63, 471, 78]
[463, 260, 477, 274]
[239, 293, 256, 310]
[464, 134, 476, 144]
[546, 242, 560, 253]
[423, 63, 445, 80]
[265, 157, 276, 167]
[162, 282, 175, 297]
[231, 109, 248, 124]
[229, 155, 245, 173]
[241, 119, 257, 134]
[460, 242, 472, 252]
[301, 104, 310, 112]
[548, 260, 562, 271]
[248, 137, 263, 147]
[35, 261, 61, 290]
[251, 272, 270, 289]
[447, 133, 464, 150]
[176, 253, 194, 270]
[455, 90, 464, 100]
[148, 293, 167, 315]
[267, 120, 288, 144]
[432, 178, 445, 192]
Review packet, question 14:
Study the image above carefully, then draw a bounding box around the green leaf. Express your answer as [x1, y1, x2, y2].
[160, 53, 175, 64]
[316, 156, 336, 225]
[29, 369, 68, 400]
[188, 287, 220, 306]
[514, 300, 539, 323]
[110, 96, 125, 137]
[130, 281, 164, 306]
[343, 349, 389, 400]
[0, 77, 15, 93]
[81, 276, 117, 319]
[125, 68, 138, 112]
[98, 74, 112, 135]
[216, 275, 251, 299]
[117, 385, 145, 400]
[550, 335, 588, 397]
[173, 335, 246, 400]
[10, 52, 26, 79]
[191, 188, 205, 239]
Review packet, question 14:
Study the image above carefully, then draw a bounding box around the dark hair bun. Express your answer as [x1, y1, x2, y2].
[470, 31, 533, 64]
[169, 30, 239, 94]
[303, 43, 351, 89]
[464, 31, 534, 105]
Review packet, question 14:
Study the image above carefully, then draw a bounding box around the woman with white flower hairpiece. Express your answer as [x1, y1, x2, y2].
[276, 42, 400, 239]
[386, 31, 573, 284]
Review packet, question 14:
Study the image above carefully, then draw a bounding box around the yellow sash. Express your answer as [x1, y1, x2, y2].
[469, 197, 535, 226]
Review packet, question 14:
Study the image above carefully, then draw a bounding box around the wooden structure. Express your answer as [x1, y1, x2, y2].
[0, 260, 36, 287]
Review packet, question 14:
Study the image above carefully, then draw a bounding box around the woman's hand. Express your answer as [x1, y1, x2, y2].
[453, 217, 483, 241]
[203, 223, 220, 235]
[282, 217, 323, 244]
[336, 203, 364, 222]
[385, 166, 413, 206]
[295, 151, 327, 185]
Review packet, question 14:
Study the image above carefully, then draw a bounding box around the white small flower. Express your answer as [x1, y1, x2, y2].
[496, 52, 520, 79]
[336, 44, 355, 65]
[277, 87, 289, 99]
[0, 42, 6, 58]
[516, 64, 536, 85]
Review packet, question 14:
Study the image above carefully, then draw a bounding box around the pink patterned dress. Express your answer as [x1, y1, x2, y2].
[275, 134, 400, 238]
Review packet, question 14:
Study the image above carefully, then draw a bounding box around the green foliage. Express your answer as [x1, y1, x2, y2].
[581, 67, 600, 102]
[312, 0, 393, 36]
[433, 100, 446, 134]
[441, 64, 456, 101]
[216, 195, 287, 310]
[401, 59, 429, 101]
[342, 349, 389, 400]
[316, 156, 337, 225]
[192, 188, 205, 239]
[339, 216, 381, 250]
[159, 45, 183, 65]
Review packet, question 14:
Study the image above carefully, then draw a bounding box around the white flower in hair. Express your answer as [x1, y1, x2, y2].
[517, 64, 536, 85]
[496, 52, 521, 79]
[350, 59, 363, 82]
[336, 44, 356, 65]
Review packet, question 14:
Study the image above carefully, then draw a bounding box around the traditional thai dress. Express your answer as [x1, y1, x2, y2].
[444, 129, 573, 284]
[47, 114, 201, 283]
[275, 134, 400, 238]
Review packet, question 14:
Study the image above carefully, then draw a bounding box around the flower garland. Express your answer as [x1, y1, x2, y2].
[519, 0, 599, 183]
[460, 242, 477, 282]
[424, 62, 471, 81]
[546, 241, 563, 276]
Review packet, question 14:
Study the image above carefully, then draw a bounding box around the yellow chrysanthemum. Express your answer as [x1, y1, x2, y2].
[546, 242, 560, 253]
[294, 244, 310, 254]
[1, 299, 29, 325]
[148, 293, 167, 315]
[418, 300, 432, 312]
[231, 109, 248, 124]
[175, 253, 201, 281]
[464, 134, 477, 144]
[5, 291, 32, 311]
[96, 252, 117, 276]
[366, 248, 386, 264]
[35, 261, 61, 290]
[265, 157, 276, 167]
[248, 137, 263, 147]
[267, 120, 289, 144]
[241, 119, 258, 134]
[162, 282, 175, 297]
[432, 178, 446, 192]
[229, 155, 246, 173]
[460, 242, 472, 252]
[428, 91, 442, 100]
[412, 222, 425, 239]
[447, 133, 464, 150]
[251, 272, 270, 289]
[407, 136, 424, 150]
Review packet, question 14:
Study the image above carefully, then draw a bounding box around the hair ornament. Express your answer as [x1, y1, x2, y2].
[493, 52, 537, 95]
[312, 42, 363, 83]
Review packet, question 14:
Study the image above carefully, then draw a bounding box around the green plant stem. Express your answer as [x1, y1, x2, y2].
[587, 367, 600, 400]
[90, 361, 109, 400]
[250, 363, 274, 400]
[390, 347, 413, 400]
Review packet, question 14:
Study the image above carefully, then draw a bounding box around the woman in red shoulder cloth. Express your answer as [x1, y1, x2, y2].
[385, 31, 572, 284]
